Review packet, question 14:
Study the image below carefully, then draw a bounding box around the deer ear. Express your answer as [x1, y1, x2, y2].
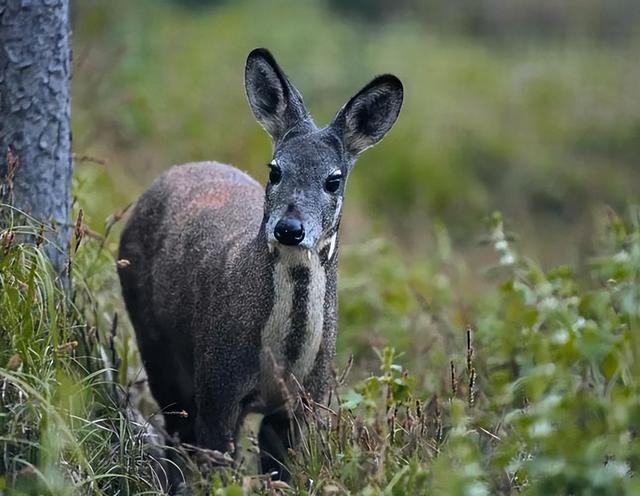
[331, 74, 403, 157]
[245, 48, 312, 142]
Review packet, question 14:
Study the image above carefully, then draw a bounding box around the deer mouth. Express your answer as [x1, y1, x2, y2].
[267, 231, 336, 263]
[268, 241, 313, 259]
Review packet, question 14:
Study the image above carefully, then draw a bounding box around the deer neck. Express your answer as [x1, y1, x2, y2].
[258, 230, 338, 397]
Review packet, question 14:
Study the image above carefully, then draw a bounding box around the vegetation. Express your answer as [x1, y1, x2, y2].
[2, 0, 639, 494]
[73, 0, 640, 265]
[2, 201, 639, 494]
[0, 206, 166, 494]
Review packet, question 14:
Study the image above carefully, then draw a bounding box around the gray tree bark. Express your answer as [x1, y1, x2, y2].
[0, 0, 72, 273]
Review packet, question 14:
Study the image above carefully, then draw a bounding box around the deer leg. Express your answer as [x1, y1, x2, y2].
[195, 402, 242, 455]
[194, 348, 256, 457]
[258, 408, 299, 480]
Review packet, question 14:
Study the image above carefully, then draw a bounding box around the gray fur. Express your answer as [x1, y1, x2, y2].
[118, 48, 403, 481]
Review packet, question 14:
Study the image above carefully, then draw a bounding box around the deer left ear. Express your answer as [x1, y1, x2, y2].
[245, 48, 312, 143]
[330, 74, 403, 157]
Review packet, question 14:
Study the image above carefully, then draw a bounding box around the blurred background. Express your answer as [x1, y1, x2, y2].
[70, 0, 639, 369]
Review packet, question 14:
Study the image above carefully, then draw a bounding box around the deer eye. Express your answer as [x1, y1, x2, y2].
[325, 171, 342, 193]
[268, 161, 282, 185]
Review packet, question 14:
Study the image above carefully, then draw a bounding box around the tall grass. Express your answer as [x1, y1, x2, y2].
[0, 206, 169, 494]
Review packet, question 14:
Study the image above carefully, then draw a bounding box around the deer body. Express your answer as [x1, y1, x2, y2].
[118, 49, 402, 478]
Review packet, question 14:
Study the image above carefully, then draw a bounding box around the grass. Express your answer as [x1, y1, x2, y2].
[0, 206, 170, 494]
[1, 199, 639, 494]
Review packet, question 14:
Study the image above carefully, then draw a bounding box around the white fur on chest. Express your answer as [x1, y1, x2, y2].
[260, 248, 326, 401]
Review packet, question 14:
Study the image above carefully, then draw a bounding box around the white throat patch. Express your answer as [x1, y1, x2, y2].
[259, 248, 326, 406]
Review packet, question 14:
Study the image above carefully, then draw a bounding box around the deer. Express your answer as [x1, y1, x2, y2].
[117, 48, 403, 480]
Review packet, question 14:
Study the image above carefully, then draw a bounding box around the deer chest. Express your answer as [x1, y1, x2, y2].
[259, 249, 326, 404]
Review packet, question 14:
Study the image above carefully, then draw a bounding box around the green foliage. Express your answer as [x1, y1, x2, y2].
[474, 209, 640, 494]
[286, 207, 640, 495]
[2, 1, 640, 492]
[72, 0, 640, 262]
[0, 207, 168, 494]
[3, 201, 638, 494]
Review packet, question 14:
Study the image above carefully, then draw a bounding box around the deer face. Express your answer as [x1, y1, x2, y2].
[264, 130, 344, 250]
[244, 48, 403, 252]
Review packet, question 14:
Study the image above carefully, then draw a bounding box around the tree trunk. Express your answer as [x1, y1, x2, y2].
[0, 0, 72, 273]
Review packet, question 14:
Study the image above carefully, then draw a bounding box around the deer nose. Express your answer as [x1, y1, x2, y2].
[274, 218, 305, 246]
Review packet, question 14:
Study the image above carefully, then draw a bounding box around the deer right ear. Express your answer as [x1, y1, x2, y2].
[245, 48, 311, 143]
[331, 74, 403, 158]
